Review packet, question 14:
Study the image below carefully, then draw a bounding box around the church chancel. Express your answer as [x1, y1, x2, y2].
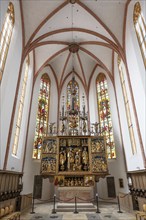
[40, 75, 108, 201]
[41, 135, 108, 201]
[1, 0, 145, 217]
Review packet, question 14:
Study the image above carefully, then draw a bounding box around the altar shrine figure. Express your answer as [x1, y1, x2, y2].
[82, 147, 89, 171]
[83, 120, 87, 134]
[59, 148, 66, 171]
[82, 147, 88, 164]
[60, 122, 65, 134]
[75, 151, 81, 165]
[67, 148, 74, 170]
[73, 151, 82, 171]
[48, 122, 55, 135]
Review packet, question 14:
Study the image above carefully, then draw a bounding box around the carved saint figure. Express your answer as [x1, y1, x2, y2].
[49, 122, 55, 134]
[67, 148, 74, 170]
[75, 151, 81, 166]
[83, 120, 87, 133]
[82, 147, 88, 165]
[59, 148, 66, 165]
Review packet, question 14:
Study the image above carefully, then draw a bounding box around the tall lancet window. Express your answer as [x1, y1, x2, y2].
[133, 2, 146, 67]
[96, 73, 116, 159]
[67, 77, 79, 111]
[0, 2, 15, 81]
[118, 57, 137, 154]
[33, 74, 50, 159]
[12, 56, 29, 156]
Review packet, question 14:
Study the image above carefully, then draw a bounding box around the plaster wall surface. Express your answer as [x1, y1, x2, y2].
[0, 0, 23, 170]
[89, 67, 129, 199]
[126, 0, 145, 145]
[22, 66, 58, 194]
[7, 54, 34, 172]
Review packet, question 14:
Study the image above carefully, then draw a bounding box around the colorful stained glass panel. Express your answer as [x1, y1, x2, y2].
[96, 73, 116, 159]
[33, 74, 50, 159]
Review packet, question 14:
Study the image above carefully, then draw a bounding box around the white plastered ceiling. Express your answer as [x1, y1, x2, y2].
[22, 0, 127, 89]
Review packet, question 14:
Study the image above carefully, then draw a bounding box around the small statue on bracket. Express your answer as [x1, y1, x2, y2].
[60, 121, 65, 135]
[59, 147, 66, 171]
[82, 147, 89, 171]
[48, 122, 56, 135]
[91, 122, 101, 135]
[82, 120, 87, 135]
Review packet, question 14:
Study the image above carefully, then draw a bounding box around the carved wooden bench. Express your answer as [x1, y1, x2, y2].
[0, 205, 21, 220]
[136, 211, 146, 220]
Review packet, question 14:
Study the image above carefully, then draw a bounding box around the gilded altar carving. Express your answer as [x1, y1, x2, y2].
[41, 155, 56, 174]
[42, 139, 57, 154]
[59, 147, 66, 171]
[92, 156, 107, 172]
[41, 136, 108, 186]
[54, 175, 94, 187]
[84, 176, 94, 187]
[59, 138, 89, 172]
[91, 138, 105, 153]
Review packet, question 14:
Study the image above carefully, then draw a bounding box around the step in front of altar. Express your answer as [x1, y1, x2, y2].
[56, 202, 96, 212]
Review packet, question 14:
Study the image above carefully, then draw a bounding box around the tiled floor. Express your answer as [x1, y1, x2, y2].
[21, 202, 136, 220]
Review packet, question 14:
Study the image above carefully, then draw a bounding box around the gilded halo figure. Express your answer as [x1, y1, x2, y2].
[59, 148, 66, 171]
[67, 148, 74, 170]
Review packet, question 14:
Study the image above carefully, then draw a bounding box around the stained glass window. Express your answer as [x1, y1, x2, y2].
[0, 2, 14, 81]
[12, 56, 29, 156]
[33, 74, 50, 159]
[67, 77, 79, 111]
[133, 2, 146, 67]
[118, 57, 137, 154]
[96, 73, 116, 159]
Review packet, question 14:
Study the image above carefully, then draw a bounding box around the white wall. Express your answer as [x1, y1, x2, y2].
[114, 56, 145, 171]
[89, 71, 98, 125]
[113, 0, 146, 171]
[89, 66, 129, 200]
[0, 0, 23, 169]
[22, 66, 58, 195]
[7, 53, 34, 172]
[125, 0, 145, 156]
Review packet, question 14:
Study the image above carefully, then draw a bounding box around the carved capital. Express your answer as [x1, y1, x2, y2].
[133, 2, 141, 24]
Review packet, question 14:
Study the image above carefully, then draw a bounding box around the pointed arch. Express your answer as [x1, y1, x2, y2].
[0, 2, 15, 81]
[33, 73, 51, 159]
[12, 55, 30, 156]
[96, 73, 116, 159]
[117, 57, 137, 155]
[133, 2, 146, 67]
[67, 77, 80, 111]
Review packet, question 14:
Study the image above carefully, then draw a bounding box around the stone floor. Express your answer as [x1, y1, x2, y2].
[21, 202, 136, 220]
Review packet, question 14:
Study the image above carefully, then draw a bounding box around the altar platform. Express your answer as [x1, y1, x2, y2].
[56, 186, 95, 203]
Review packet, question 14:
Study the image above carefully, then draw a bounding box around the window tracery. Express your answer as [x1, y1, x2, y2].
[12, 56, 29, 156]
[133, 2, 146, 67]
[33, 74, 50, 159]
[96, 73, 116, 159]
[0, 2, 14, 81]
[67, 79, 79, 111]
[118, 57, 137, 155]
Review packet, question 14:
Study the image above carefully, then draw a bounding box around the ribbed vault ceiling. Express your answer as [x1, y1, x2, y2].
[22, 0, 128, 90]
